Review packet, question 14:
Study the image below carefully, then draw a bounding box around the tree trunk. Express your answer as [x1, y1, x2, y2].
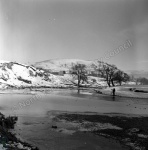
[119, 81, 122, 86]
[111, 79, 115, 86]
[78, 74, 80, 88]
[107, 80, 111, 87]
[106, 75, 111, 87]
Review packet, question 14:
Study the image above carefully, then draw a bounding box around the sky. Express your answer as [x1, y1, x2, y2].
[0, 0, 148, 71]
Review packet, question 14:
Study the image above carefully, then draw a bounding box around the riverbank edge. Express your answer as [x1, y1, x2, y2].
[94, 86, 148, 99]
[0, 112, 39, 150]
[1, 85, 148, 99]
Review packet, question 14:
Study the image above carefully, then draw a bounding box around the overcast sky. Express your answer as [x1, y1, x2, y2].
[0, 0, 148, 71]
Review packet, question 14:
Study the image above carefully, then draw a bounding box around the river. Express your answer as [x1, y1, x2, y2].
[0, 89, 148, 150]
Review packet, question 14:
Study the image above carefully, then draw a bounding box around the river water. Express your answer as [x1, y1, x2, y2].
[0, 89, 148, 150]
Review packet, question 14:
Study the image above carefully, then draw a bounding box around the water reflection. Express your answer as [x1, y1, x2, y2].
[112, 96, 116, 101]
[77, 89, 80, 94]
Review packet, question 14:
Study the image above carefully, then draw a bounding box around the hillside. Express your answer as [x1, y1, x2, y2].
[0, 60, 107, 89]
[34, 59, 101, 72]
[0, 61, 65, 88]
[1, 59, 134, 89]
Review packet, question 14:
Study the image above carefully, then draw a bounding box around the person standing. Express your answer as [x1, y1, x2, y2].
[112, 88, 116, 96]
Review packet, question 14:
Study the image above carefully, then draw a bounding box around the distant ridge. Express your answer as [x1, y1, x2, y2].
[34, 59, 104, 72]
[126, 70, 148, 79]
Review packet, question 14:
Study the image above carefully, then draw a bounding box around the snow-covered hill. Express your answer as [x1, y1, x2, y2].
[0, 61, 65, 88]
[34, 59, 101, 72]
[0, 60, 108, 89]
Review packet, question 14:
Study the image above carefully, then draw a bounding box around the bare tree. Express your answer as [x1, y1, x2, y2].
[113, 71, 130, 85]
[71, 64, 87, 88]
[136, 77, 148, 85]
[94, 60, 130, 87]
[99, 63, 117, 87]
